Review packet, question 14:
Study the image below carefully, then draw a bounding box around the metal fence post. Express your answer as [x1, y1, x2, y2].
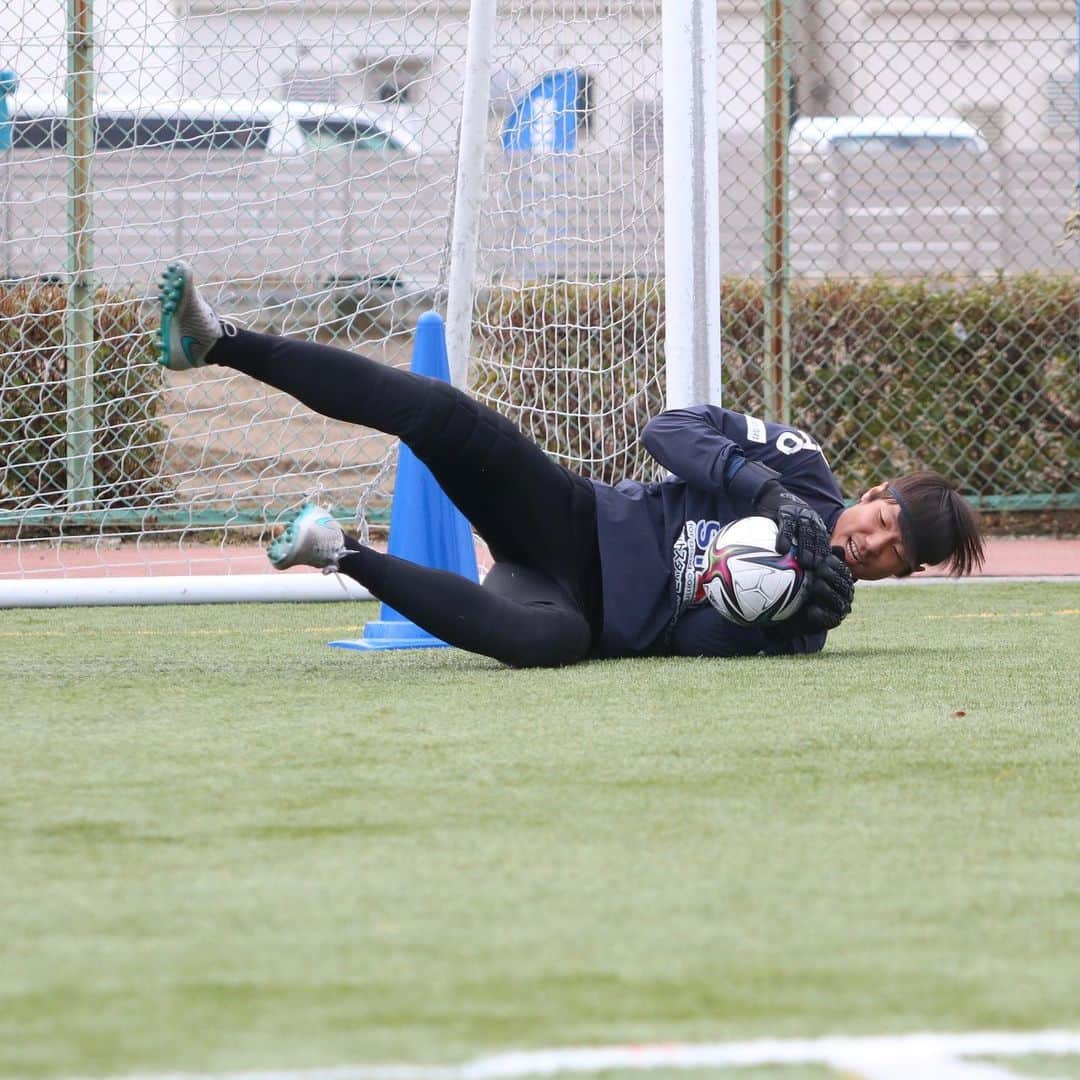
[1075, 0, 1080, 344]
[763, 0, 791, 423]
[66, 0, 96, 508]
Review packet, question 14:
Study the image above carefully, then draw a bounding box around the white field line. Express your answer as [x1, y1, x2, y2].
[71, 1031, 1080, 1080]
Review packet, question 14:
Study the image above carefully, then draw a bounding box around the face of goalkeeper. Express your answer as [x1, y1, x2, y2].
[831, 473, 986, 581]
[831, 486, 912, 580]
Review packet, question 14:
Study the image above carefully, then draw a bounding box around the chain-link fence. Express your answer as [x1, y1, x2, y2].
[773, 1, 1079, 509]
[0, 0, 1076, 580]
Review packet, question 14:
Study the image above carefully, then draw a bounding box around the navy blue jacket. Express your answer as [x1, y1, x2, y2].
[589, 406, 845, 659]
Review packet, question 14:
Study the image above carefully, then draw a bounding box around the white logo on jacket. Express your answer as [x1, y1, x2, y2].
[744, 414, 827, 463]
[672, 518, 722, 616]
[775, 428, 823, 456]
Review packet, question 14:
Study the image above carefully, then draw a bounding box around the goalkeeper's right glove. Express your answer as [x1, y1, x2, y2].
[753, 479, 835, 571]
[724, 455, 855, 625]
[726, 457, 834, 570]
[767, 547, 854, 639]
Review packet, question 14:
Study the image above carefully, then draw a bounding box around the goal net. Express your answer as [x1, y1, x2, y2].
[8, 0, 1069, 602]
[2, 0, 735, 599]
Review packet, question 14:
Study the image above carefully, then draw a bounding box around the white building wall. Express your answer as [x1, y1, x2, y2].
[1, 0, 181, 99]
[793, 1, 1076, 149]
[181, 5, 471, 147]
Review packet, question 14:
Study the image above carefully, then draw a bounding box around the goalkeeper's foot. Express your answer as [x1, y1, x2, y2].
[157, 261, 226, 370]
[267, 503, 348, 572]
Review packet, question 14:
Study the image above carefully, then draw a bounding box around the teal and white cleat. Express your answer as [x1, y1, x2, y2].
[267, 504, 348, 572]
[157, 261, 225, 370]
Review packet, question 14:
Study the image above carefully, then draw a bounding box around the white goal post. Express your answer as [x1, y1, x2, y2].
[0, 0, 729, 607]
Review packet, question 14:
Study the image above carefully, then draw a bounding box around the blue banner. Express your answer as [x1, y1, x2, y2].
[0, 70, 17, 152]
[502, 69, 580, 154]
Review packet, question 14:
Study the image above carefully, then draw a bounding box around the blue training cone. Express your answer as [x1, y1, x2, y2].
[330, 312, 479, 652]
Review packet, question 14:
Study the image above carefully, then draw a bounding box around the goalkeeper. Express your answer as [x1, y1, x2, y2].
[157, 263, 983, 668]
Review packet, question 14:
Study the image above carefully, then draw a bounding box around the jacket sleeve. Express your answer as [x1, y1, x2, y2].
[643, 404, 845, 520]
[642, 405, 778, 507]
[668, 603, 828, 658]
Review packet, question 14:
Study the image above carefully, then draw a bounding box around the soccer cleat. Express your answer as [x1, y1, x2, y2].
[267, 503, 349, 573]
[157, 261, 225, 370]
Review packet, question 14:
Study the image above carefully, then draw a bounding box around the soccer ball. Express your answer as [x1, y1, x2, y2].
[699, 516, 807, 627]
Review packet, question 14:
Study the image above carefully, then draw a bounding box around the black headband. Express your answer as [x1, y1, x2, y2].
[886, 484, 919, 569]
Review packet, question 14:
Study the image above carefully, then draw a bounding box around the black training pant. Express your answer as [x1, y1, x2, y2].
[210, 328, 602, 667]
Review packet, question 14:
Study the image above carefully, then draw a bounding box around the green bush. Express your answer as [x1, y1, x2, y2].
[474, 275, 1080, 499]
[0, 284, 170, 508]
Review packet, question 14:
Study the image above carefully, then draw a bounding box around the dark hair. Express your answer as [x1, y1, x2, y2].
[885, 471, 986, 576]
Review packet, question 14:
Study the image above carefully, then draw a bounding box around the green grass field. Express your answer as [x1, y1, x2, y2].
[2, 581, 1079, 1080]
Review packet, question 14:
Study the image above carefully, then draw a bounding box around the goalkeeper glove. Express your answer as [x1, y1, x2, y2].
[727, 458, 835, 569]
[754, 480, 855, 627]
[766, 547, 854, 638]
[754, 479, 832, 568]
[723, 456, 855, 628]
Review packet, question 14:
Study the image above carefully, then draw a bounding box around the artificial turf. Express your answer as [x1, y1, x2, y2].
[2, 582, 1078, 1078]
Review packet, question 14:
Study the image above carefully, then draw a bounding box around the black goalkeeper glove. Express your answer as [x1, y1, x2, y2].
[766, 546, 855, 639]
[753, 480, 855, 632]
[754, 479, 832, 569]
[725, 459, 854, 631]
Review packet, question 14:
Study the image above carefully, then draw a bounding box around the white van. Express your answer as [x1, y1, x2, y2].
[9, 95, 423, 156]
[789, 114, 989, 157]
[1, 95, 444, 290]
[788, 114, 998, 275]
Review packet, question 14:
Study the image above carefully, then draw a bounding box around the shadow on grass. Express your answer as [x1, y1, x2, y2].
[818, 645, 976, 660]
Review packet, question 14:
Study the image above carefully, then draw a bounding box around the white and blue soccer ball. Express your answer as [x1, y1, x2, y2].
[700, 515, 807, 627]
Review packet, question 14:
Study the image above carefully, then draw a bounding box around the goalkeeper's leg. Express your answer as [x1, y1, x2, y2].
[338, 546, 592, 667]
[263, 506, 594, 666]
[158, 261, 602, 643]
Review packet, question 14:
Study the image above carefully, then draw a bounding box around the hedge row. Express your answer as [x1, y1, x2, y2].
[2, 276, 1076, 512]
[474, 275, 1080, 498]
[0, 284, 169, 507]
